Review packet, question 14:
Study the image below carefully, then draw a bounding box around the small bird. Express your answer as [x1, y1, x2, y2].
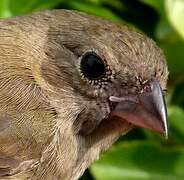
[0, 10, 168, 180]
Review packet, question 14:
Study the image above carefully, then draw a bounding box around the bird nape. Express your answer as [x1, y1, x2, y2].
[0, 9, 168, 180]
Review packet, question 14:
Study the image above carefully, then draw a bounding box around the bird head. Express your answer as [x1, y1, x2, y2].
[0, 10, 168, 179]
[40, 10, 168, 137]
[36, 10, 168, 178]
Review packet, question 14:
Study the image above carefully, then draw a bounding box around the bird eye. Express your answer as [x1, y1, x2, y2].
[80, 52, 105, 79]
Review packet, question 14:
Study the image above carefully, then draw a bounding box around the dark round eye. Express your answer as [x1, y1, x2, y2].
[80, 52, 105, 79]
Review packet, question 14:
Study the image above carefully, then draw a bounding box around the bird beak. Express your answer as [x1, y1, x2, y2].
[110, 80, 168, 138]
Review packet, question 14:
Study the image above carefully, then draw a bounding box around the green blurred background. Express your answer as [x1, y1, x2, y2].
[0, 0, 184, 179]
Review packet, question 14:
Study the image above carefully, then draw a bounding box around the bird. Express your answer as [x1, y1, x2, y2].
[0, 9, 168, 180]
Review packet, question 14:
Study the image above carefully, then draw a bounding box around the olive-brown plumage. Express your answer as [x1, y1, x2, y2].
[0, 10, 168, 179]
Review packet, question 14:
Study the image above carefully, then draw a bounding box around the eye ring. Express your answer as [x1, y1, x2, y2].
[80, 51, 106, 80]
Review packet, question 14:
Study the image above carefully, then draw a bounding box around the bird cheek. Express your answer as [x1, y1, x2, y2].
[74, 103, 109, 136]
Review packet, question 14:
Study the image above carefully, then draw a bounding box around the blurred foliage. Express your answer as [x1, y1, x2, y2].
[91, 142, 184, 180]
[0, 0, 184, 179]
